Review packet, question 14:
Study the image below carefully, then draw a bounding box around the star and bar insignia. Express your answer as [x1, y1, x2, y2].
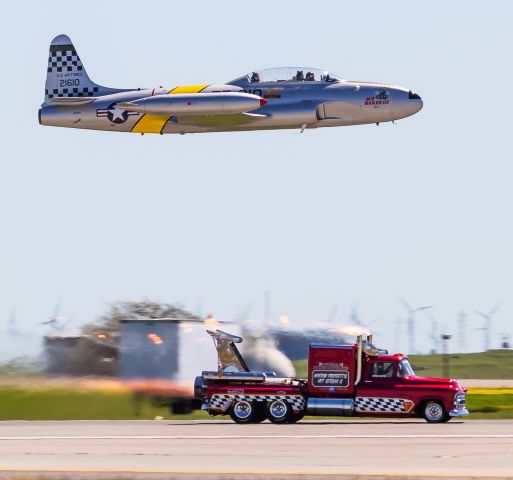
[96, 104, 139, 124]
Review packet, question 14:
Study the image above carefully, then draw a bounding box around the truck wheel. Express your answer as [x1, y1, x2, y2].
[229, 400, 255, 424]
[287, 411, 305, 423]
[266, 399, 292, 424]
[422, 401, 450, 423]
[170, 401, 192, 415]
[252, 403, 267, 423]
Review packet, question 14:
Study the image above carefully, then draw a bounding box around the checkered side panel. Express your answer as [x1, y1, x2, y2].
[46, 45, 98, 99]
[355, 396, 409, 413]
[45, 86, 99, 99]
[209, 394, 306, 413]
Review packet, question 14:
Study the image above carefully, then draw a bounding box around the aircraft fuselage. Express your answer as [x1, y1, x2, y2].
[39, 36, 423, 135]
[40, 80, 422, 135]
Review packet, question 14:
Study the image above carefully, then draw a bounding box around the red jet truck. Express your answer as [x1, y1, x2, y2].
[194, 330, 468, 424]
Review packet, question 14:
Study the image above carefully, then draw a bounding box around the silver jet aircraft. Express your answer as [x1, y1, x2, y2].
[39, 35, 423, 135]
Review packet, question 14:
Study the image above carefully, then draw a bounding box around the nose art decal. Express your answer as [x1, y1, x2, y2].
[364, 88, 390, 106]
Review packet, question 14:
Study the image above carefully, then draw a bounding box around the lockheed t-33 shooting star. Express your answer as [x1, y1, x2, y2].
[39, 35, 423, 135]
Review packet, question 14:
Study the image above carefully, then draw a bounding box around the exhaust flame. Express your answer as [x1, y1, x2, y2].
[147, 333, 163, 345]
[204, 313, 219, 329]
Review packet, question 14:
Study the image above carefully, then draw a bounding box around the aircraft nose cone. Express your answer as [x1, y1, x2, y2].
[393, 88, 423, 119]
[408, 90, 423, 114]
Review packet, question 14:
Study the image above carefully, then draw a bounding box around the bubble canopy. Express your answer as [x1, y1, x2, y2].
[230, 67, 343, 84]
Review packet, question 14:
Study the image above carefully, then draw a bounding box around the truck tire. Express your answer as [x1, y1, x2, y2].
[287, 411, 305, 423]
[229, 400, 255, 424]
[266, 399, 292, 424]
[252, 403, 267, 423]
[170, 401, 192, 415]
[422, 400, 450, 423]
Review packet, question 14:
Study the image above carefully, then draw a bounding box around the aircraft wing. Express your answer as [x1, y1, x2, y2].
[168, 112, 269, 128]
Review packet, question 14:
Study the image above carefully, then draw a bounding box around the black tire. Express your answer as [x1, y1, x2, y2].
[422, 400, 450, 423]
[229, 400, 255, 424]
[287, 411, 305, 423]
[266, 399, 292, 424]
[252, 402, 267, 423]
[170, 401, 192, 415]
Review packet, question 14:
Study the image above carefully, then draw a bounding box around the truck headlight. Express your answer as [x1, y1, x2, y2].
[454, 393, 466, 408]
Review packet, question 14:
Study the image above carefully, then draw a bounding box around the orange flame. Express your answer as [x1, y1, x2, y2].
[147, 333, 164, 345]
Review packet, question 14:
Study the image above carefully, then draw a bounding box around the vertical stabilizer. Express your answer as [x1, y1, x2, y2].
[44, 34, 125, 101]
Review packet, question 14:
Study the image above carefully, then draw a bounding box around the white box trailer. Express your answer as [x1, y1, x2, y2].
[118, 318, 238, 413]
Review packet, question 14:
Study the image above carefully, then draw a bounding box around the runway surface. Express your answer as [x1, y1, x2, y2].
[1, 419, 512, 479]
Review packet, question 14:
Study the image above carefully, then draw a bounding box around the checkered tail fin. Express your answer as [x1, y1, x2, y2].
[44, 34, 122, 102]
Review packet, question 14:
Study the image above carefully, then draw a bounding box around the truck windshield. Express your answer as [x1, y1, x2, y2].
[398, 359, 416, 377]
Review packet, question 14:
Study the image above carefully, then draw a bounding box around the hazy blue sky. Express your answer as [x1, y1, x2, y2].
[1, 1, 512, 359]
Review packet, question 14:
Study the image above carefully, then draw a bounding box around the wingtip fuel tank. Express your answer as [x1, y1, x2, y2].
[117, 92, 267, 116]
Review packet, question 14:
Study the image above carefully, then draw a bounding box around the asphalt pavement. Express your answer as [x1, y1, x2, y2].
[0, 419, 512, 479]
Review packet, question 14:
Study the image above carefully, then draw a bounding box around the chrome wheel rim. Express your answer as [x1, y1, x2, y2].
[233, 401, 252, 419]
[425, 402, 443, 421]
[269, 400, 288, 419]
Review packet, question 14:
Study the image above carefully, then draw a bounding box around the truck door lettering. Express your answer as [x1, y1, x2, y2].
[312, 370, 349, 387]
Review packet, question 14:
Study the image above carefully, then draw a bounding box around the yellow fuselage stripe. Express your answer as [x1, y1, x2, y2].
[131, 84, 209, 134]
[168, 84, 209, 94]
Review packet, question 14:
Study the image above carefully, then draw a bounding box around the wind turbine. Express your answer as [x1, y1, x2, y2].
[349, 303, 361, 326]
[457, 311, 467, 353]
[424, 309, 440, 354]
[5, 309, 22, 337]
[475, 304, 500, 351]
[398, 297, 433, 354]
[394, 317, 407, 353]
[347, 303, 381, 336]
[233, 303, 254, 332]
[4, 309, 39, 340]
[41, 300, 71, 331]
[263, 290, 271, 326]
[325, 302, 340, 324]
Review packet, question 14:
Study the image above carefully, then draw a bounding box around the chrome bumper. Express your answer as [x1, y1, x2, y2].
[449, 407, 469, 417]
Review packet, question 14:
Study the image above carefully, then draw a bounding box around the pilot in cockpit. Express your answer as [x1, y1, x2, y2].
[250, 72, 260, 83]
[295, 70, 304, 81]
[305, 71, 315, 81]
